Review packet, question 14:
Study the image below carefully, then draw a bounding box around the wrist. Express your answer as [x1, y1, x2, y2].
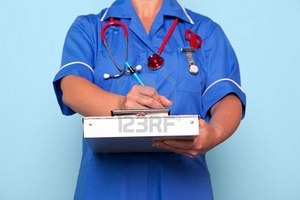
[210, 124, 226, 146]
[118, 95, 126, 109]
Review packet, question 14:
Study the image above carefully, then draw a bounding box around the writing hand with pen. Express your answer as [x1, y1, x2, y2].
[120, 85, 172, 109]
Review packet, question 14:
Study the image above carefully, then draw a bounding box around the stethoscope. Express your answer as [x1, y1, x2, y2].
[100, 18, 137, 80]
[100, 18, 201, 80]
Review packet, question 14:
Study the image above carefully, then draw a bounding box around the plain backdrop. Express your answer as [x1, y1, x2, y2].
[1, 0, 300, 199]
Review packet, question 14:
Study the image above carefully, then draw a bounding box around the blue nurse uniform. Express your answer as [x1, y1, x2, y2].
[53, 0, 246, 199]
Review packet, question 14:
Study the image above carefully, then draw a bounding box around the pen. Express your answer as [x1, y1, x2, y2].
[125, 62, 145, 86]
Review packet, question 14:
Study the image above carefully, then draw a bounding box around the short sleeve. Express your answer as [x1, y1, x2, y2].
[202, 24, 246, 118]
[53, 16, 96, 115]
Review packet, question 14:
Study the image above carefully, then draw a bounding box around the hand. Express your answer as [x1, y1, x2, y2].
[152, 119, 221, 158]
[121, 85, 172, 109]
[152, 94, 242, 157]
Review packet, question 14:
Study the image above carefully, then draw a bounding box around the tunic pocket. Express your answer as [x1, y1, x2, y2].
[171, 48, 206, 115]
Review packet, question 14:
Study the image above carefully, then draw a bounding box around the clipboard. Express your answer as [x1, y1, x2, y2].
[83, 109, 199, 153]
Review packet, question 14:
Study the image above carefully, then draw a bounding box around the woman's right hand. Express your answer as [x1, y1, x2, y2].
[121, 85, 172, 109]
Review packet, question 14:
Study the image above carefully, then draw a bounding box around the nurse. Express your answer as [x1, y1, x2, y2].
[53, 0, 246, 199]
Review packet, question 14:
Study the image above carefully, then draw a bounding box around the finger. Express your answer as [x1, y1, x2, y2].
[152, 141, 188, 155]
[122, 95, 151, 109]
[135, 94, 165, 108]
[129, 86, 164, 108]
[162, 139, 195, 150]
[159, 95, 172, 107]
[136, 86, 163, 103]
[126, 86, 163, 108]
[131, 86, 172, 108]
[122, 102, 150, 109]
[152, 141, 198, 158]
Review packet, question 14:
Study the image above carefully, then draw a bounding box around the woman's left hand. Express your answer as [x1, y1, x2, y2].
[152, 94, 243, 157]
[152, 119, 221, 158]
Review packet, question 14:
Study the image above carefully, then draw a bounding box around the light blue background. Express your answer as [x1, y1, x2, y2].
[0, 0, 299, 199]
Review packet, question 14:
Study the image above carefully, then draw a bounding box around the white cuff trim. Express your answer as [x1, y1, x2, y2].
[202, 78, 246, 97]
[58, 61, 94, 74]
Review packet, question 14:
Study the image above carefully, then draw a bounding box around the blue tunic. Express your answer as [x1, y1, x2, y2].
[53, 0, 246, 199]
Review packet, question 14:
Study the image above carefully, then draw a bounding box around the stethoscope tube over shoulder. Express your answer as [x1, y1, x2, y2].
[100, 18, 129, 41]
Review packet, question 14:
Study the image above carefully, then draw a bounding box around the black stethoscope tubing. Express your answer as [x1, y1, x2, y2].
[101, 18, 130, 78]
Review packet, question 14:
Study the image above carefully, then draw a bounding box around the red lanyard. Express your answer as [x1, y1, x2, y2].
[148, 18, 179, 70]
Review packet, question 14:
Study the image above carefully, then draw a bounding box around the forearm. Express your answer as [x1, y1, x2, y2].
[209, 94, 243, 146]
[60, 75, 125, 116]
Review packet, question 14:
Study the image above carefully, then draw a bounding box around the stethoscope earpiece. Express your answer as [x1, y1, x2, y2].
[135, 65, 142, 71]
[103, 73, 110, 79]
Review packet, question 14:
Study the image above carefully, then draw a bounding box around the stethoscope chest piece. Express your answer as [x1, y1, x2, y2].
[148, 54, 164, 70]
[188, 64, 199, 75]
[147, 18, 179, 71]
